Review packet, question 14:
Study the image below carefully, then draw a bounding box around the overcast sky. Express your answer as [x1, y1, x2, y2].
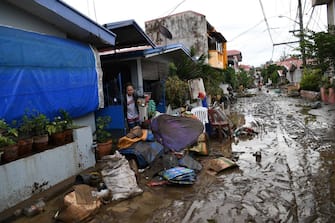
[64, 0, 328, 67]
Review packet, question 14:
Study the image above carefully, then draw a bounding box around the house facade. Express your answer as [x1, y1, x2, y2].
[276, 57, 303, 84]
[145, 10, 228, 70]
[227, 50, 243, 72]
[0, 0, 116, 214]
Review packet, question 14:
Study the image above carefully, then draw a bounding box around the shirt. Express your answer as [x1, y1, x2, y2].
[126, 94, 139, 119]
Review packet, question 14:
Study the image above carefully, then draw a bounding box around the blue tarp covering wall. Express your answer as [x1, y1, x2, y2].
[0, 26, 99, 122]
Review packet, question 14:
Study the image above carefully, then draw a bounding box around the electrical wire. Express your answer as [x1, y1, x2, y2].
[259, 0, 274, 44]
[229, 19, 265, 42]
[258, 0, 274, 60]
[305, 6, 315, 30]
[161, 0, 187, 17]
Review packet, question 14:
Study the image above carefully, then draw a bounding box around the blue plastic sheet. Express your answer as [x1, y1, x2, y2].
[0, 26, 99, 122]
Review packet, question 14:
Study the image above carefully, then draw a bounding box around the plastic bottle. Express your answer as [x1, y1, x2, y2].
[23, 199, 45, 217]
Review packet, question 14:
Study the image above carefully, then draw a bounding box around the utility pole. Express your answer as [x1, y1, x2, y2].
[298, 0, 306, 67]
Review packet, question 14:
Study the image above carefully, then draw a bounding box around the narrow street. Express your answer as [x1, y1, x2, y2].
[11, 88, 335, 223]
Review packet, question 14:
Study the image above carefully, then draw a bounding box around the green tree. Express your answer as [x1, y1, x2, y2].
[260, 64, 283, 86]
[165, 75, 189, 108]
[236, 70, 253, 89]
[299, 68, 322, 91]
[305, 26, 335, 73]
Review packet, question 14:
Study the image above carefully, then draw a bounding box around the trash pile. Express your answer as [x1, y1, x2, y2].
[53, 113, 238, 222]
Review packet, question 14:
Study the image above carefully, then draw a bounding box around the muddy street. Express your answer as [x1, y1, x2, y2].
[146, 89, 335, 223]
[11, 88, 335, 223]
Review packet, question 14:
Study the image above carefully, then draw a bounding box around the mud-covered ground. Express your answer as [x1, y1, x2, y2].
[11, 88, 335, 223]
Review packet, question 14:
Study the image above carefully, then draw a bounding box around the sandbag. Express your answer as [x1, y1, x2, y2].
[100, 151, 143, 201]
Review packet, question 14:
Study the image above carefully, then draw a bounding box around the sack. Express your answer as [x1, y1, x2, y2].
[101, 151, 143, 201]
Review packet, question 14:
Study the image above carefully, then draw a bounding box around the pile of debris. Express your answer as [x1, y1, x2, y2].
[53, 113, 238, 222]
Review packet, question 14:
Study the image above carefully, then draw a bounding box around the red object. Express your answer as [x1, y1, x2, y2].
[198, 92, 206, 99]
[147, 180, 169, 187]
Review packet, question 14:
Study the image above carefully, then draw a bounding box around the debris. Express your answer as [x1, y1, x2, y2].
[234, 127, 258, 137]
[206, 157, 238, 175]
[23, 198, 45, 217]
[161, 166, 196, 185]
[54, 190, 101, 223]
[311, 101, 321, 109]
[253, 151, 262, 162]
[100, 151, 143, 201]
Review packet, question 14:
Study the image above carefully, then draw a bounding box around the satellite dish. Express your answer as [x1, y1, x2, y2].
[159, 25, 172, 40]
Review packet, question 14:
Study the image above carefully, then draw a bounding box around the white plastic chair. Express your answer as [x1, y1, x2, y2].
[191, 106, 209, 132]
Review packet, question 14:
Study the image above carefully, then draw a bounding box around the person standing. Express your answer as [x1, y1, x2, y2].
[124, 83, 140, 129]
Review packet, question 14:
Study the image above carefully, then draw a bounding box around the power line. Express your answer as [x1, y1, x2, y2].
[161, 0, 187, 17]
[259, 0, 274, 45]
[259, 0, 274, 61]
[229, 20, 265, 42]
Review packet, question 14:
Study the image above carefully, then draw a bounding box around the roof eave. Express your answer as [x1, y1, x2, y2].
[7, 0, 116, 49]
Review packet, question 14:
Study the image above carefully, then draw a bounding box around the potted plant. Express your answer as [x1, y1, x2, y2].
[94, 116, 113, 159]
[46, 110, 74, 146]
[17, 114, 34, 157]
[0, 119, 19, 163]
[320, 75, 332, 103]
[31, 112, 50, 152]
[59, 109, 74, 144]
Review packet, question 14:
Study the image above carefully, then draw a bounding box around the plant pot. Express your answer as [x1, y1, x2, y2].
[50, 131, 67, 146]
[329, 88, 335, 104]
[97, 139, 113, 160]
[33, 134, 49, 152]
[50, 129, 73, 146]
[2, 144, 19, 163]
[18, 137, 33, 157]
[63, 129, 73, 144]
[320, 87, 329, 103]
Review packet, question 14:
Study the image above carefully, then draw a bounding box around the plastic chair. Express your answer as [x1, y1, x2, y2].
[191, 106, 208, 132]
[208, 108, 231, 142]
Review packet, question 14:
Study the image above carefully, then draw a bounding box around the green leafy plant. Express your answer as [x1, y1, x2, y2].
[46, 110, 73, 135]
[320, 76, 332, 89]
[94, 116, 112, 143]
[31, 112, 49, 136]
[300, 68, 322, 92]
[0, 119, 18, 147]
[18, 114, 34, 139]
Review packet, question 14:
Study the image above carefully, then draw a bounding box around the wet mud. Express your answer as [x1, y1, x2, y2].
[11, 88, 335, 223]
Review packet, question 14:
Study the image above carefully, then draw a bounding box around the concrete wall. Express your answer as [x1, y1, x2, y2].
[0, 126, 95, 213]
[300, 90, 321, 101]
[145, 11, 208, 59]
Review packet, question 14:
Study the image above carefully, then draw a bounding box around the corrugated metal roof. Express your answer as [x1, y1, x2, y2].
[101, 43, 192, 62]
[5, 0, 116, 49]
[103, 20, 156, 49]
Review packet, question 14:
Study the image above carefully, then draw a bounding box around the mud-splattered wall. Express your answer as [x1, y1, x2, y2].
[145, 11, 208, 59]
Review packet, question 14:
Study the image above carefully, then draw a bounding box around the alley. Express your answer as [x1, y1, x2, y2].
[11, 88, 335, 223]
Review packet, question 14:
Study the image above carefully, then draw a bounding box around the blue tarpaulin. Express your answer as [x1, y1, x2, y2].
[0, 26, 99, 122]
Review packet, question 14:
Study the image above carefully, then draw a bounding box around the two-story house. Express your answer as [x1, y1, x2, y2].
[145, 10, 228, 70]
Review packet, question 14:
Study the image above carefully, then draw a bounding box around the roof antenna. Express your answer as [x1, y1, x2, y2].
[159, 24, 172, 40]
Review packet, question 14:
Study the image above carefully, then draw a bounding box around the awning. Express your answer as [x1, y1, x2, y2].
[103, 19, 156, 49]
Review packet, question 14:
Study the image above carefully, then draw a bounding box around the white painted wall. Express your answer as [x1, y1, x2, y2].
[0, 126, 95, 213]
